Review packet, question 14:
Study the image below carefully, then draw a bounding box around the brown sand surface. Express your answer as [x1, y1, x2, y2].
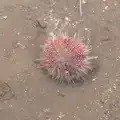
[0, 0, 120, 120]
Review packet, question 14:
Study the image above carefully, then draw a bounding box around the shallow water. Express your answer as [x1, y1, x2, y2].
[0, 0, 120, 120]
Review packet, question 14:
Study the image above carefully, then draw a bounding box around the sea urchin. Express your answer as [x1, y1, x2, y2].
[40, 35, 91, 83]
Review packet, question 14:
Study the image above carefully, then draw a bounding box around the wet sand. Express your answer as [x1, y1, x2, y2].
[0, 0, 120, 120]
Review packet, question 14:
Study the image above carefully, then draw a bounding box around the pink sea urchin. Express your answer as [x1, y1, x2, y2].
[40, 35, 91, 83]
